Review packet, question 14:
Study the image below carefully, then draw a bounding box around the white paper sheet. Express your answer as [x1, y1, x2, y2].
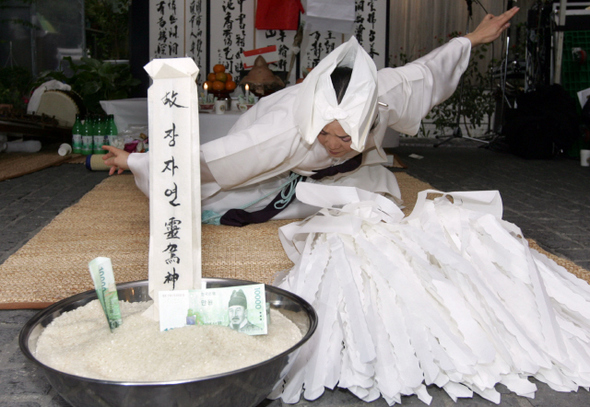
[304, 0, 356, 34]
[144, 58, 202, 320]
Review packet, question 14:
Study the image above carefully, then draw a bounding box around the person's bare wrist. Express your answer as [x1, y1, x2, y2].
[464, 33, 480, 48]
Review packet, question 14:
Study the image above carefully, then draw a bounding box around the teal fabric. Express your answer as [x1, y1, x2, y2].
[201, 172, 301, 225]
[201, 210, 222, 225]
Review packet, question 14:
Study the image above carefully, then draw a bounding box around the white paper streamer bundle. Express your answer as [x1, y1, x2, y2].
[271, 185, 590, 405]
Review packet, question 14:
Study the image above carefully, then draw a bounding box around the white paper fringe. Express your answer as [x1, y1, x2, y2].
[271, 185, 590, 405]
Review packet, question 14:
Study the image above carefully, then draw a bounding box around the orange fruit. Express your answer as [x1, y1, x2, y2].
[212, 80, 225, 91]
[225, 73, 232, 82]
[213, 64, 225, 73]
[225, 80, 237, 91]
[215, 72, 227, 82]
[207, 72, 216, 82]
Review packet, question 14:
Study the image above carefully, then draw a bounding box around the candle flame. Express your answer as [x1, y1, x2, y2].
[245, 84, 249, 91]
[204, 82, 208, 90]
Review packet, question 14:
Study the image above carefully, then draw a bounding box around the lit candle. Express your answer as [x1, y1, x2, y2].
[203, 82, 208, 101]
[245, 84, 250, 103]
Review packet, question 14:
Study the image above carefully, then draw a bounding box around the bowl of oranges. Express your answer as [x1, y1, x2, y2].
[203, 64, 237, 100]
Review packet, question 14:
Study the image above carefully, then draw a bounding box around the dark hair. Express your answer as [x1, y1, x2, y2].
[331, 66, 379, 131]
[331, 67, 352, 105]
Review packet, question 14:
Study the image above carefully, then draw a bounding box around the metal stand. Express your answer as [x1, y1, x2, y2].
[434, 78, 490, 147]
[485, 0, 520, 148]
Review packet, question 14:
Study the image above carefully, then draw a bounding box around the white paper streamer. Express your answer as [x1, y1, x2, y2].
[271, 184, 590, 405]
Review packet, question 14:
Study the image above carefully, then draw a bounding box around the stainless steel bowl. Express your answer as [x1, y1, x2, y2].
[20, 278, 317, 407]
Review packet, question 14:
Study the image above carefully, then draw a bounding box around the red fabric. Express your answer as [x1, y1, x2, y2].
[255, 0, 304, 30]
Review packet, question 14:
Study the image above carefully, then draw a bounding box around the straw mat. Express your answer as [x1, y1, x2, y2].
[0, 173, 588, 309]
[0, 150, 84, 181]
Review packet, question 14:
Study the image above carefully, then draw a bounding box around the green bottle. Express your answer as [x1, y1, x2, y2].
[106, 114, 119, 147]
[71, 114, 83, 154]
[81, 115, 94, 155]
[93, 115, 106, 154]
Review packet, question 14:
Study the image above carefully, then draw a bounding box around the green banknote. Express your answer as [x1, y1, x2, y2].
[88, 257, 123, 331]
[159, 284, 267, 335]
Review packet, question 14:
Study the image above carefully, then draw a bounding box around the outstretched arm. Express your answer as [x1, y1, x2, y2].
[102, 145, 151, 196]
[102, 145, 130, 175]
[376, 7, 519, 137]
[465, 7, 519, 47]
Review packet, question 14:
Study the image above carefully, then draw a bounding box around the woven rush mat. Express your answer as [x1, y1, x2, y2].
[0, 173, 588, 309]
[0, 150, 84, 181]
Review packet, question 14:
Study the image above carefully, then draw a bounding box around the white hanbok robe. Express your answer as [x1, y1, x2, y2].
[128, 37, 471, 220]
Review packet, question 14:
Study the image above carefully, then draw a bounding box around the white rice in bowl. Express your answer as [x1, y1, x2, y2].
[35, 299, 304, 382]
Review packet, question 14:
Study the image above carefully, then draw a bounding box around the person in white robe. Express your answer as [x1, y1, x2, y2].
[100, 8, 590, 407]
[103, 8, 519, 226]
[235, 7, 590, 406]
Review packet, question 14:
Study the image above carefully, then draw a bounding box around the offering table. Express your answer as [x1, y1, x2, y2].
[100, 98, 242, 144]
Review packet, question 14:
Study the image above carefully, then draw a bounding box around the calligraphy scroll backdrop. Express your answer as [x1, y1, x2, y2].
[148, 0, 389, 85]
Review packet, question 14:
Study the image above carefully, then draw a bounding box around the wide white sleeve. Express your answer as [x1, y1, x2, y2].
[200, 86, 310, 190]
[127, 150, 223, 201]
[127, 152, 150, 197]
[377, 37, 471, 136]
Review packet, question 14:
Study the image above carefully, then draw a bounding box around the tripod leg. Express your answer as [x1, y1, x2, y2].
[434, 127, 462, 147]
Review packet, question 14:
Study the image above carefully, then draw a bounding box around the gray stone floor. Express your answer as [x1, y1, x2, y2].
[1, 139, 590, 406]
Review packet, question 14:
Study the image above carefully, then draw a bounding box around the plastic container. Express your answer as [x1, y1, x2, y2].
[85, 154, 110, 171]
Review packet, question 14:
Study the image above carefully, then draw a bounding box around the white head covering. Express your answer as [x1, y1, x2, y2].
[294, 36, 378, 152]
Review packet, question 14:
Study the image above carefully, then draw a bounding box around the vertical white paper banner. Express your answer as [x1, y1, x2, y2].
[300, 31, 343, 71]
[149, 0, 186, 59]
[352, 0, 388, 69]
[254, 30, 298, 84]
[299, 0, 389, 72]
[148, 0, 387, 80]
[185, 0, 208, 74]
[144, 58, 202, 320]
[209, 0, 256, 74]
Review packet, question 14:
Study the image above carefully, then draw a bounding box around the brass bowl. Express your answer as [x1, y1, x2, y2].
[20, 278, 317, 407]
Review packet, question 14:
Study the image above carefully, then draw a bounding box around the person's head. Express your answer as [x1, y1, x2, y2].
[317, 120, 352, 157]
[294, 37, 378, 153]
[228, 289, 248, 329]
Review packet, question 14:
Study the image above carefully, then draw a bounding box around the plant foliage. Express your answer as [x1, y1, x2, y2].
[85, 0, 130, 60]
[35, 56, 140, 114]
[0, 66, 33, 109]
[390, 32, 496, 138]
[427, 32, 495, 138]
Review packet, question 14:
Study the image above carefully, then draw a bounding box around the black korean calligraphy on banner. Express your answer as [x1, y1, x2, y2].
[144, 58, 201, 320]
[150, 0, 185, 58]
[208, 0, 255, 75]
[299, 0, 389, 73]
[149, 0, 388, 85]
[187, 0, 207, 71]
[353, 0, 388, 65]
[254, 28, 296, 82]
[158, 97, 186, 291]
